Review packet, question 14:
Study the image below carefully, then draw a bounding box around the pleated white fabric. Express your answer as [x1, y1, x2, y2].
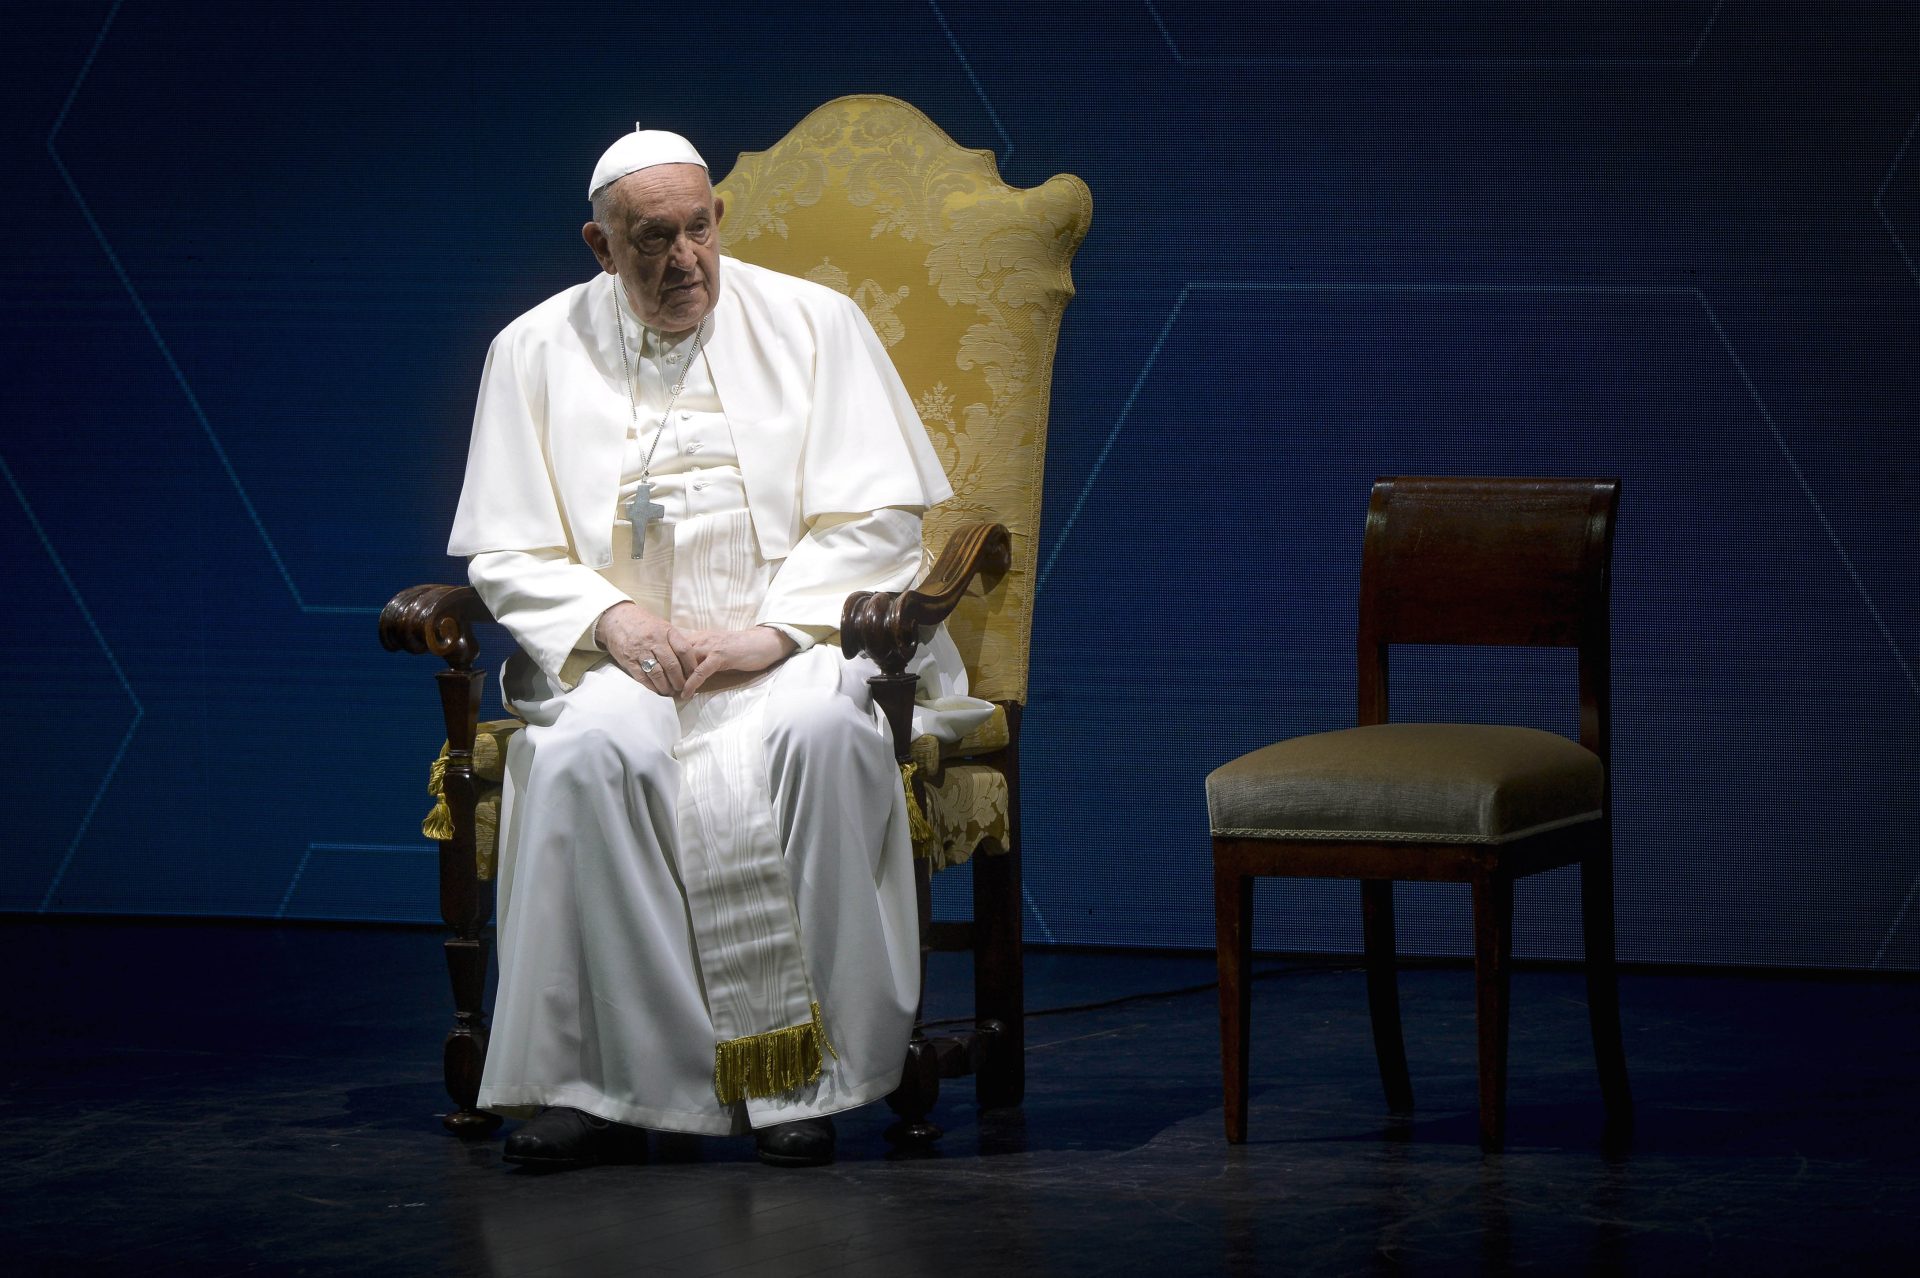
[476, 507, 921, 1135]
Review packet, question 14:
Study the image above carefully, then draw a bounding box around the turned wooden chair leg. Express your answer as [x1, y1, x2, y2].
[436, 831, 499, 1136]
[1214, 849, 1254, 1143]
[1471, 874, 1514, 1153]
[1361, 878, 1415, 1115]
[1581, 821, 1633, 1130]
[974, 840, 1025, 1109]
[886, 855, 942, 1146]
[885, 1033, 943, 1146]
[441, 923, 498, 1136]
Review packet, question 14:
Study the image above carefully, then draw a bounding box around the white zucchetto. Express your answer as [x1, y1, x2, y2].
[588, 127, 707, 200]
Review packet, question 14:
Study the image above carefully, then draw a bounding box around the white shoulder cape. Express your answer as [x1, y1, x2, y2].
[448, 259, 954, 565]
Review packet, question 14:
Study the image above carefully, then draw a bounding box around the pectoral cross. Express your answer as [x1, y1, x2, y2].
[626, 481, 666, 559]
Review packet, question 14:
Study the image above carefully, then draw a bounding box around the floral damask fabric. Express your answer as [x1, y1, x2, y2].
[919, 764, 1011, 872]
[717, 94, 1092, 706]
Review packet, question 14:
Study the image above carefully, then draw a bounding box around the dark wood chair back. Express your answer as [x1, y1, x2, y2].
[1357, 476, 1619, 760]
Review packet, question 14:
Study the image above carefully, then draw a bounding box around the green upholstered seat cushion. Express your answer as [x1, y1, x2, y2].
[1206, 723, 1602, 845]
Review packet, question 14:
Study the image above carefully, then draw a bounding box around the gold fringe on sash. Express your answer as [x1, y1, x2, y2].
[713, 1001, 839, 1104]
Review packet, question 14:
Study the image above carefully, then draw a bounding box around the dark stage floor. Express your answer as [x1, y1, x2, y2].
[4, 919, 1917, 1276]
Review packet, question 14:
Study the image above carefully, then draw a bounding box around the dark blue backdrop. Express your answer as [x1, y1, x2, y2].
[4, 1, 1916, 970]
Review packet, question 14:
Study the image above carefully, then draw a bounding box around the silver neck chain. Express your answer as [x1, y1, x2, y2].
[610, 288, 707, 481]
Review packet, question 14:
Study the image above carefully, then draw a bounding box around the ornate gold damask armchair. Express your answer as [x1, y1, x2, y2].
[380, 95, 1091, 1145]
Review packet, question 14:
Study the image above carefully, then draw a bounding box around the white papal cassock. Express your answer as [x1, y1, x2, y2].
[448, 260, 988, 1135]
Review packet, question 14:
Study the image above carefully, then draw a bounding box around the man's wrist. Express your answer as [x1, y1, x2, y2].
[759, 622, 828, 653]
[759, 623, 803, 655]
[594, 601, 633, 650]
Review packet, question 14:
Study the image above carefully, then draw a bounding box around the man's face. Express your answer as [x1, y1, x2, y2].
[583, 163, 724, 337]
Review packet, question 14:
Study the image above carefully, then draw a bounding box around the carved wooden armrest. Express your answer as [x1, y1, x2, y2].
[843, 522, 1010, 763]
[379, 584, 495, 672]
[841, 522, 1011, 676]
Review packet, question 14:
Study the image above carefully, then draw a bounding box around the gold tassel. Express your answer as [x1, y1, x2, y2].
[421, 800, 455, 842]
[901, 761, 939, 863]
[713, 1002, 838, 1104]
[421, 752, 455, 841]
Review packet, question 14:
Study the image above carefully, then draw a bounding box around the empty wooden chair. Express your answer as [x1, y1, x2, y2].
[1209, 476, 1632, 1152]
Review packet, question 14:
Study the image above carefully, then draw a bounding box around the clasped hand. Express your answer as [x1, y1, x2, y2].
[595, 601, 796, 698]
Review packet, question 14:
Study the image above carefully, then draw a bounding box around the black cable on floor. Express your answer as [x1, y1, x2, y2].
[916, 959, 1365, 1030]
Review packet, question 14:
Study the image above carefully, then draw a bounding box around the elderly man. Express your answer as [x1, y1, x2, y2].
[448, 127, 982, 1168]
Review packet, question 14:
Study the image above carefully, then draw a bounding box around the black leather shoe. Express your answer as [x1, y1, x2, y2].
[503, 1107, 648, 1169]
[755, 1116, 836, 1167]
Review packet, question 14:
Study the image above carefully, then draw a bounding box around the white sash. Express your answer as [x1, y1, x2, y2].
[672, 680, 834, 1102]
[643, 506, 833, 1102]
